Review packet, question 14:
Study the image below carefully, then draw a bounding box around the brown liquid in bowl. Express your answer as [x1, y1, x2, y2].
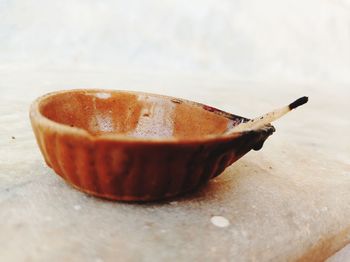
[40, 91, 233, 139]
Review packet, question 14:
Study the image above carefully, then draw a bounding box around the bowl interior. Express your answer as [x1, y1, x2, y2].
[39, 90, 241, 139]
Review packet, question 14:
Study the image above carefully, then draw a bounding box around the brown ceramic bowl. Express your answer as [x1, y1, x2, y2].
[30, 89, 275, 201]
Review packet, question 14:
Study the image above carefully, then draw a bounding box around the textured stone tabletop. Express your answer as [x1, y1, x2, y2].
[1, 69, 349, 261]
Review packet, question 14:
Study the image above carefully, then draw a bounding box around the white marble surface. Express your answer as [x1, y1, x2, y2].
[0, 69, 350, 261]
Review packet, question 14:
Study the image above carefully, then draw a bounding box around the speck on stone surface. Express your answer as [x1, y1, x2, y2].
[211, 216, 230, 228]
[74, 205, 82, 210]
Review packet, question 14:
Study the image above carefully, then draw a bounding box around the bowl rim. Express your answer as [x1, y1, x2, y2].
[30, 89, 274, 144]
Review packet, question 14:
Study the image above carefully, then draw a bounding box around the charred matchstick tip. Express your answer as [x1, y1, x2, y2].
[289, 96, 309, 110]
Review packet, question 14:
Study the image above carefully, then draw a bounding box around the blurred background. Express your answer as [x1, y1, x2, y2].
[1, 0, 350, 85]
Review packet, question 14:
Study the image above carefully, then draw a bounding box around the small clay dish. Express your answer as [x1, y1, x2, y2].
[30, 89, 274, 201]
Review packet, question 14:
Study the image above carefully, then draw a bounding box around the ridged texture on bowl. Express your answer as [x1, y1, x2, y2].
[30, 117, 273, 201]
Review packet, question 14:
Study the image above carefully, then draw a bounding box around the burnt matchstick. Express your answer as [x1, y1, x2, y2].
[229, 96, 309, 133]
